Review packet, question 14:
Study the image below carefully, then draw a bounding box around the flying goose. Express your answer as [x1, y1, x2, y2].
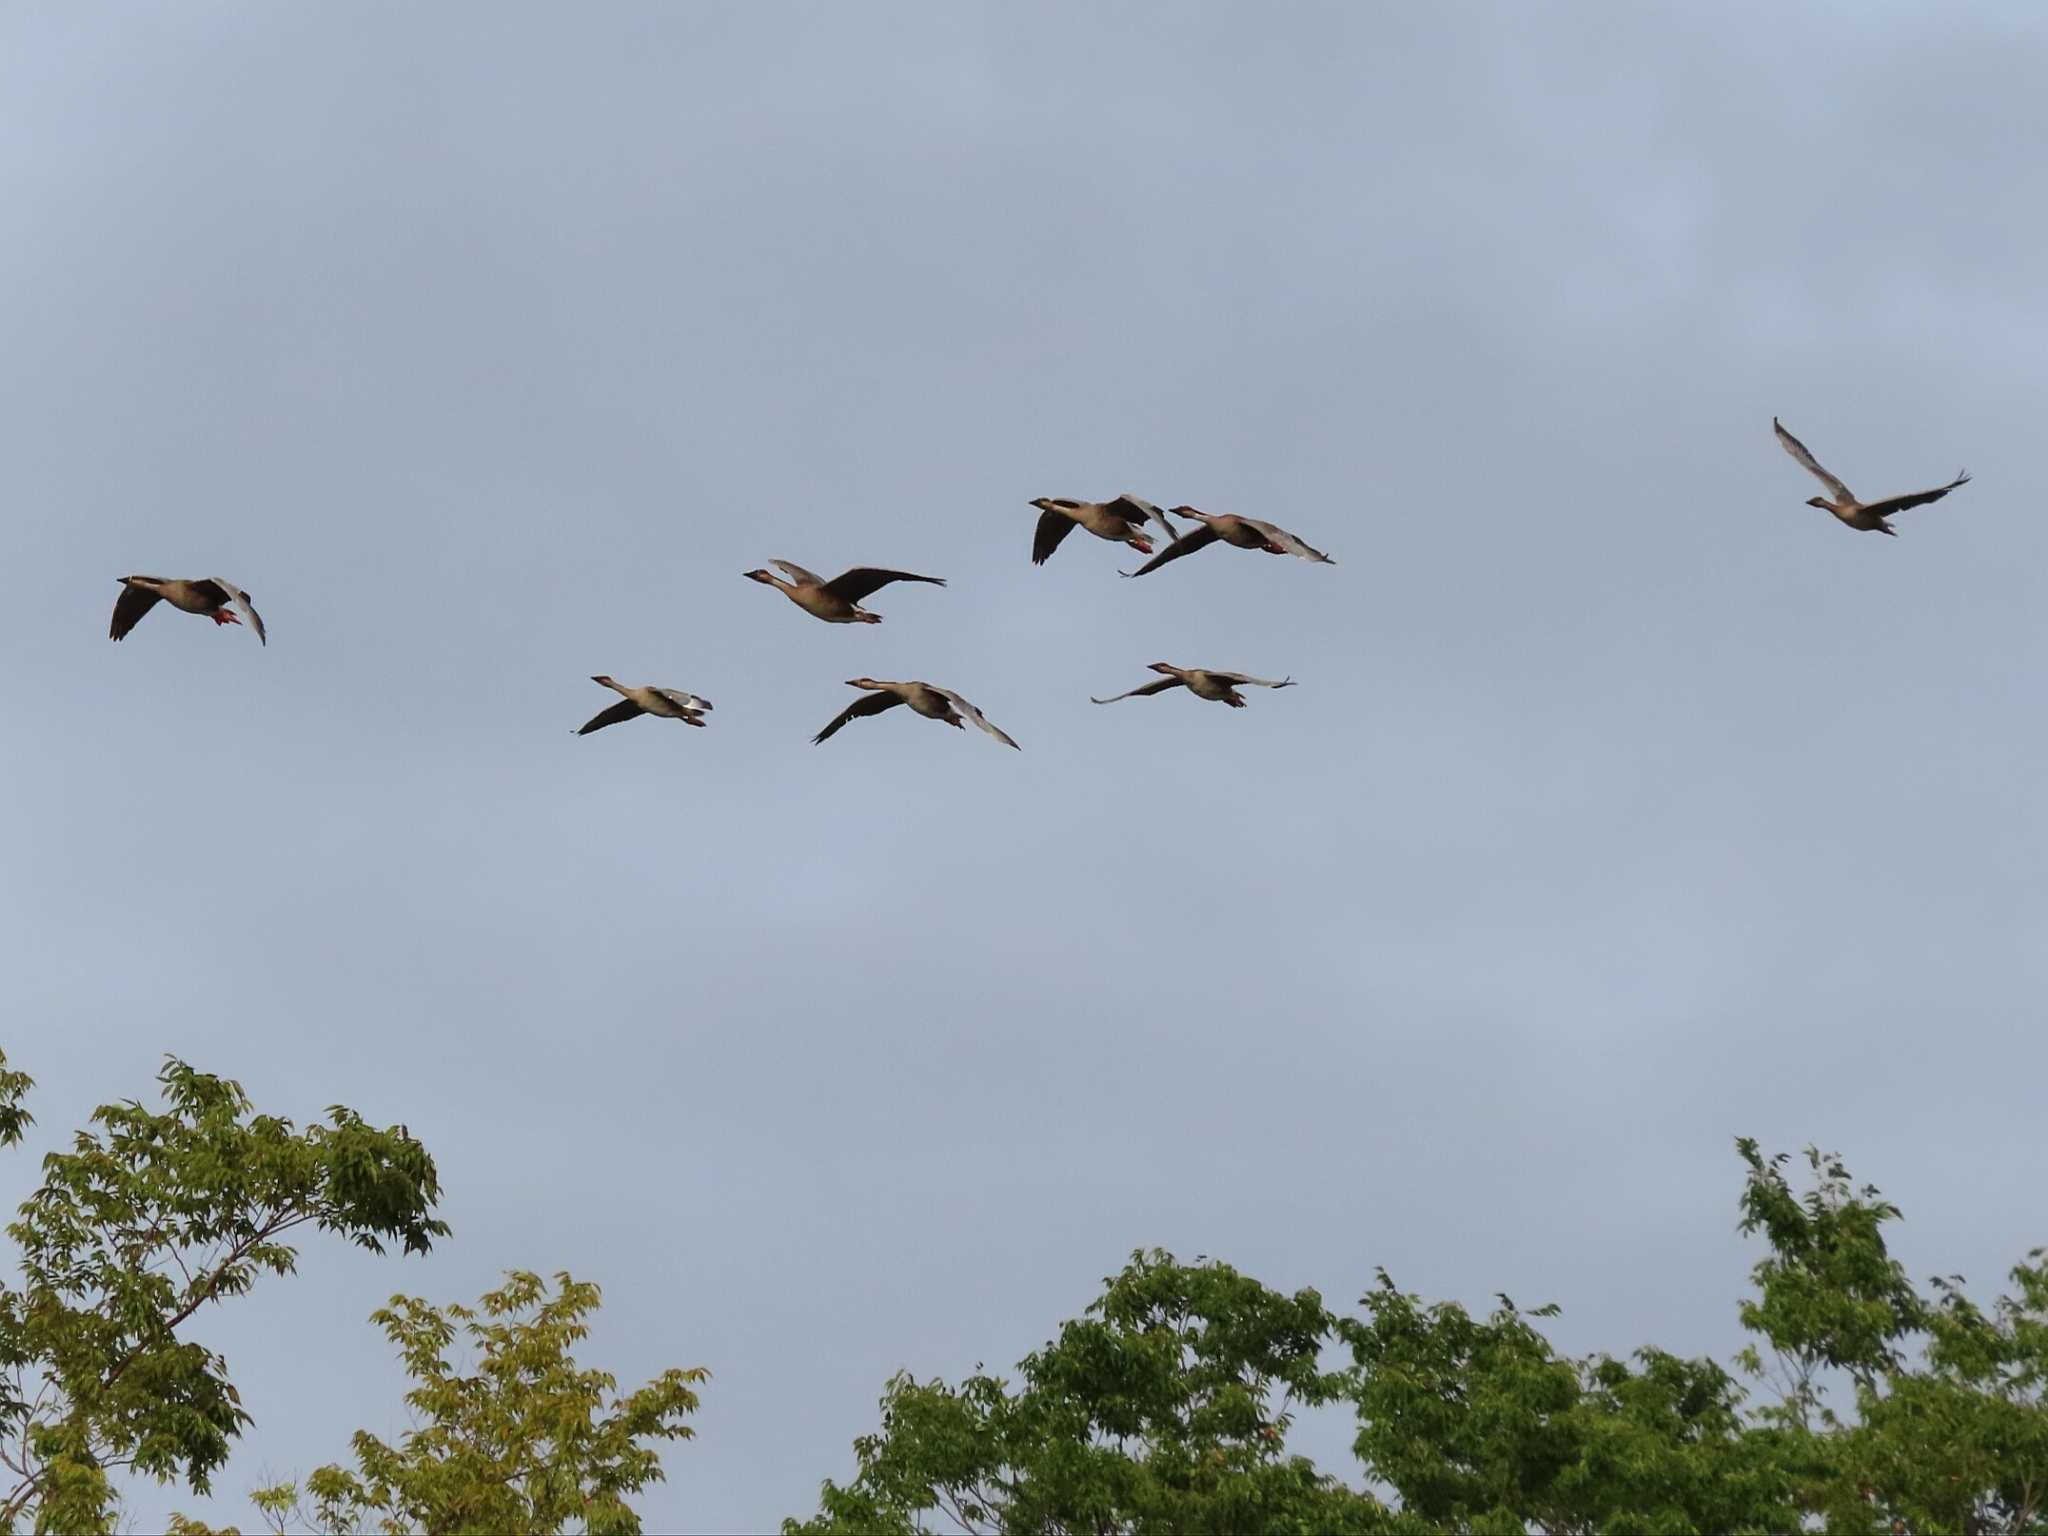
[812, 679, 1020, 749]
[110, 577, 266, 645]
[1130, 507, 1335, 581]
[575, 676, 713, 735]
[743, 561, 946, 623]
[1029, 495, 1176, 566]
[1773, 418, 1970, 536]
[1090, 663, 1296, 709]
[1122, 507, 1334, 577]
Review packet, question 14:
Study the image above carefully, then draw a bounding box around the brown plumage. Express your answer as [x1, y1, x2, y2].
[110, 577, 266, 644]
[1773, 418, 1970, 536]
[1028, 496, 1175, 565]
[1090, 663, 1296, 709]
[812, 679, 1019, 749]
[1121, 507, 1334, 577]
[743, 561, 946, 623]
[574, 676, 712, 735]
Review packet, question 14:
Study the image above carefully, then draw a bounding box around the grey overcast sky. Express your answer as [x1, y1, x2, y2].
[4, 1, 2046, 1528]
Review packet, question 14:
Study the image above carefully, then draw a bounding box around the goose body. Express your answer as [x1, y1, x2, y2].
[110, 577, 266, 644]
[575, 675, 713, 735]
[1029, 495, 1175, 565]
[1773, 418, 1970, 536]
[1122, 507, 1334, 577]
[743, 561, 946, 624]
[1091, 663, 1295, 709]
[812, 678, 1019, 748]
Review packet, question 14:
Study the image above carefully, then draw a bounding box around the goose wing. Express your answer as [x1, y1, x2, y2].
[1107, 495, 1177, 542]
[1239, 518, 1334, 564]
[933, 687, 1020, 749]
[1032, 509, 1078, 565]
[224, 584, 266, 645]
[1773, 419, 1855, 503]
[771, 560, 828, 587]
[1860, 471, 1971, 520]
[1209, 672, 1295, 689]
[821, 567, 947, 603]
[110, 581, 164, 641]
[1089, 677, 1183, 704]
[1120, 524, 1218, 578]
[653, 688, 712, 714]
[576, 699, 646, 735]
[199, 579, 267, 645]
[812, 689, 904, 744]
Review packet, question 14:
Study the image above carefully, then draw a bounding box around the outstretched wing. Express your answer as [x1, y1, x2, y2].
[1861, 471, 1971, 520]
[1120, 524, 1218, 578]
[1107, 495, 1177, 542]
[576, 699, 646, 735]
[1089, 677, 1182, 704]
[1240, 518, 1334, 564]
[933, 687, 1020, 749]
[812, 690, 904, 744]
[1032, 509, 1077, 565]
[653, 688, 712, 714]
[213, 581, 267, 645]
[1774, 419, 1854, 503]
[771, 560, 828, 587]
[109, 581, 163, 641]
[1208, 673, 1295, 689]
[821, 567, 947, 603]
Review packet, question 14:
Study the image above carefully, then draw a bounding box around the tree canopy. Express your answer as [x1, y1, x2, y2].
[787, 1248, 1385, 1536]
[12, 1042, 2041, 1534]
[231, 1271, 707, 1536]
[0, 1048, 446, 1535]
[792, 1142, 2048, 1535]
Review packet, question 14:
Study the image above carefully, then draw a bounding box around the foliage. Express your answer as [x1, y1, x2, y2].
[795, 1144, 2048, 1535]
[785, 1249, 1397, 1535]
[0, 1048, 446, 1535]
[1733, 1139, 1930, 1416]
[240, 1271, 705, 1535]
[1341, 1275, 1803, 1533]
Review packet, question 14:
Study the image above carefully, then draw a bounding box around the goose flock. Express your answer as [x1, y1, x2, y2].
[110, 421, 1969, 747]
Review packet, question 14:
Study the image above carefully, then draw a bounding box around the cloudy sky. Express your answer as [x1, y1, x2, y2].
[4, 1, 2046, 1528]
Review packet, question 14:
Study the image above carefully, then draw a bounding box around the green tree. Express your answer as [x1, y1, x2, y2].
[1733, 1143, 2048, 1533]
[0, 1048, 446, 1535]
[794, 1143, 2048, 1535]
[238, 1271, 705, 1536]
[1732, 1139, 1931, 1426]
[786, 1248, 1399, 1535]
[1341, 1276, 1802, 1532]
